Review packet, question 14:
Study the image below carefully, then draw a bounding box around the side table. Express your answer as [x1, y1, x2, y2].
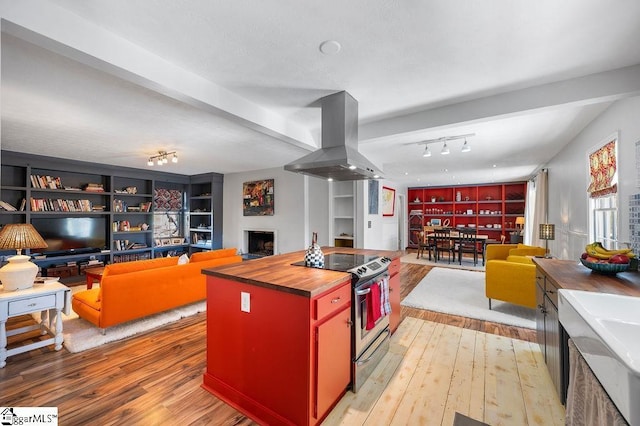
[0, 282, 71, 368]
[84, 266, 105, 289]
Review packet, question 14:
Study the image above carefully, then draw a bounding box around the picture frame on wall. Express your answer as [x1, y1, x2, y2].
[243, 179, 274, 216]
[381, 186, 396, 216]
[430, 218, 441, 226]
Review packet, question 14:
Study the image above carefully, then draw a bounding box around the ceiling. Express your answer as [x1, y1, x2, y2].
[2, 1, 640, 186]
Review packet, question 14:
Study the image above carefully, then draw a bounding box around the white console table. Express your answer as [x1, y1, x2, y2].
[0, 282, 71, 368]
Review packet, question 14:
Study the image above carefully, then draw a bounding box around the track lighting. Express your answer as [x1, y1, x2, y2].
[404, 133, 475, 158]
[147, 150, 178, 167]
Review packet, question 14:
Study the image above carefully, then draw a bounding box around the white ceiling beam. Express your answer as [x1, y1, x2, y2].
[0, 0, 316, 150]
[359, 64, 640, 142]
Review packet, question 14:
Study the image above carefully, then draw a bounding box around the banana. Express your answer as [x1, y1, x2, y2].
[585, 246, 613, 260]
[585, 242, 635, 259]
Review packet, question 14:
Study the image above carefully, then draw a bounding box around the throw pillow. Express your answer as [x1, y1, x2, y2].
[178, 253, 190, 265]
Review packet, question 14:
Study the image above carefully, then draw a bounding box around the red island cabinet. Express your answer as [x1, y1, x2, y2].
[388, 258, 401, 333]
[202, 275, 352, 426]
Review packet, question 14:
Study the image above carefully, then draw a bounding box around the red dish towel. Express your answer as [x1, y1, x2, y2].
[366, 283, 382, 330]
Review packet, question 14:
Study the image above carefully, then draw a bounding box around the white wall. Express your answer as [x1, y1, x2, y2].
[546, 95, 640, 260]
[222, 168, 403, 254]
[222, 167, 329, 254]
[360, 179, 406, 251]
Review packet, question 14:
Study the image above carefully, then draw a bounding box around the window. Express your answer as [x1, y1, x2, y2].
[590, 194, 618, 248]
[587, 133, 619, 248]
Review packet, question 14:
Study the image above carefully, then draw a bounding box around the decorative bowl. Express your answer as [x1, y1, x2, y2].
[580, 258, 629, 274]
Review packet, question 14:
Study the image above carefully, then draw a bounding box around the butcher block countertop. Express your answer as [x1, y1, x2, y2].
[202, 247, 403, 298]
[533, 258, 640, 296]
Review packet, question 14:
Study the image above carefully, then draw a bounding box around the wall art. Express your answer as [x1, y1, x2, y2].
[243, 179, 274, 216]
[381, 186, 396, 216]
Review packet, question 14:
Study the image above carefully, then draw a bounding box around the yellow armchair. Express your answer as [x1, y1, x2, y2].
[485, 244, 547, 309]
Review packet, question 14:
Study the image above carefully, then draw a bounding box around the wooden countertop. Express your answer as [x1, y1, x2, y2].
[202, 247, 403, 298]
[533, 258, 640, 296]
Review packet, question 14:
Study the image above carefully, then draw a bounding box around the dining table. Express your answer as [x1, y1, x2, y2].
[420, 231, 491, 265]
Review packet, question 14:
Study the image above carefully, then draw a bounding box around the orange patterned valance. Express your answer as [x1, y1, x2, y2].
[587, 139, 617, 198]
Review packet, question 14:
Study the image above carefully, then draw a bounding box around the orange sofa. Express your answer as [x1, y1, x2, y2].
[71, 248, 242, 329]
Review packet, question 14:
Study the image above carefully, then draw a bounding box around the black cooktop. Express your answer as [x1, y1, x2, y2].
[291, 253, 379, 271]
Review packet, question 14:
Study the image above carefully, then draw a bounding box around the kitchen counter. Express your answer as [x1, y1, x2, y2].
[202, 246, 403, 298]
[532, 258, 640, 296]
[532, 257, 640, 411]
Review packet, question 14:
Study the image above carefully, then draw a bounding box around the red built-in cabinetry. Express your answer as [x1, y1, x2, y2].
[388, 258, 401, 333]
[407, 182, 527, 248]
[202, 276, 352, 426]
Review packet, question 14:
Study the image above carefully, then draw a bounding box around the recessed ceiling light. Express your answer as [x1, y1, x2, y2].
[319, 40, 342, 55]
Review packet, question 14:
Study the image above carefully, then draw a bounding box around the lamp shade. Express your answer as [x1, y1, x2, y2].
[539, 223, 555, 241]
[0, 224, 48, 291]
[515, 217, 525, 227]
[0, 223, 48, 251]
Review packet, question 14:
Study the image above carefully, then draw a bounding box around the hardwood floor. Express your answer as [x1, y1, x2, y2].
[0, 261, 561, 425]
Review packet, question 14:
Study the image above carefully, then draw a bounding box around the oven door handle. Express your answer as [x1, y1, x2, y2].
[355, 329, 391, 366]
[355, 288, 371, 296]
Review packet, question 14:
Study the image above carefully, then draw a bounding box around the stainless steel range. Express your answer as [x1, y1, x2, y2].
[293, 252, 391, 392]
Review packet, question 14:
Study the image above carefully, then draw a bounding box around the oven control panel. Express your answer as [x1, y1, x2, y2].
[349, 257, 391, 281]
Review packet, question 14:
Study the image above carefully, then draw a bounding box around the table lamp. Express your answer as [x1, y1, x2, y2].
[515, 216, 525, 230]
[0, 223, 48, 291]
[539, 223, 555, 258]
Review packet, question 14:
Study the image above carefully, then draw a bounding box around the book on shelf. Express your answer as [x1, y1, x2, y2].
[29, 174, 63, 189]
[0, 200, 17, 211]
[83, 183, 105, 192]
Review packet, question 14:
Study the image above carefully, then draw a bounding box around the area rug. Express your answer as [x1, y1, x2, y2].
[35, 285, 207, 353]
[401, 267, 535, 328]
[61, 301, 206, 353]
[400, 253, 485, 272]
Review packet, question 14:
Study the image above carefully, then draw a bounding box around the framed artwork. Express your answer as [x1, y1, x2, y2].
[161, 238, 172, 246]
[171, 237, 184, 245]
[381, 186, 396, 216]
[243, 179, 274, 216]
[153, 212, 181, 238]
[154, 239, 162, 246]
[153, 188, 183, 211]
[431, 218, 442, 226]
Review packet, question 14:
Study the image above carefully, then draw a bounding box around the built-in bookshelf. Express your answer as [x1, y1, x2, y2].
[0, 151, 223, 281]
[407, 182, 527, 248]
[188, 173, 223, 254]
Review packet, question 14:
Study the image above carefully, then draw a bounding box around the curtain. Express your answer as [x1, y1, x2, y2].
[526, 169, 548, 247]
[566, 340, 629, 425]
[587, 139, 618, 198]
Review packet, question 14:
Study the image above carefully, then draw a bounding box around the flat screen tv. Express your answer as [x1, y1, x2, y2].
[31, 217, 107, 256]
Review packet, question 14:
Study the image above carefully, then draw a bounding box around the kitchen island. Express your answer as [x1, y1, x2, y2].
[201, 247, 402, 426]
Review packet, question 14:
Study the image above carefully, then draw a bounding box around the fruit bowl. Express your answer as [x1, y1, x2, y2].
[580, 258, 629, 274]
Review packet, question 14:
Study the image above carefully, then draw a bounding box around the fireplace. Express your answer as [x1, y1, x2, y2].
[245, 230, 275, 257]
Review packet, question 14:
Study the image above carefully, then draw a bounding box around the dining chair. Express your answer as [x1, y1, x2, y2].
[458, 227, 481, 266]
[433, 228, 454, 263]
[417, 226, 436, 260]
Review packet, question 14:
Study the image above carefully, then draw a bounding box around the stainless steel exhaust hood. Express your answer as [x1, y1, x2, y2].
[284, 91, 383, 181]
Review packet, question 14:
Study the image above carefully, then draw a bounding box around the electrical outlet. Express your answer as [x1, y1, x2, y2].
[241, 292, 250, 313]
